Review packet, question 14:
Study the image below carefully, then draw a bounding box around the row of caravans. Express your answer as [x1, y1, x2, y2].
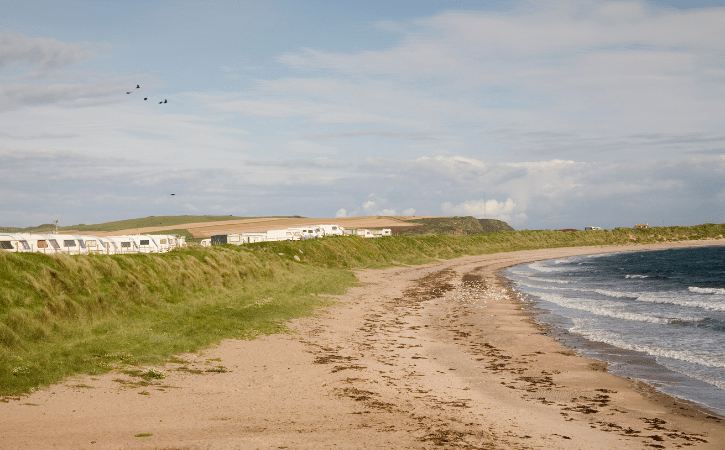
[201, 224, 345, 247]
[201, 224, 391, 247]
[0, 233, 186, 255]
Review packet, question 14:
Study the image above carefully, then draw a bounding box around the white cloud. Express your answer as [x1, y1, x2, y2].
[335, 208, 348, 218]
[441, 198, 526, 224]
[0, 30, 96, 70]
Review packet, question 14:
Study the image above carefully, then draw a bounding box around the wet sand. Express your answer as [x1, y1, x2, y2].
[2, 241, 725, 449]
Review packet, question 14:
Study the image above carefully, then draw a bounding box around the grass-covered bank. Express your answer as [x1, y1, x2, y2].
[1, 224, 724, 396]
[0, 248, 356, 395]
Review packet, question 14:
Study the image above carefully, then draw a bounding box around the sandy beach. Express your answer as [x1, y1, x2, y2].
[2, 241, 725, 449]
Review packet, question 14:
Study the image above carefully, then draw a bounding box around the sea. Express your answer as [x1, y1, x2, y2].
[502, 245, 725, 416]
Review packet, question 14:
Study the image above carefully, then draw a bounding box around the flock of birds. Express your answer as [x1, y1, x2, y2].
[127, 84, 173, 196]
[126, 84, 167, 104]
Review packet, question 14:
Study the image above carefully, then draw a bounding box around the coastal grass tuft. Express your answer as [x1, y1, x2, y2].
[0, 247, 354, 395]
[0, 223, 723, 395]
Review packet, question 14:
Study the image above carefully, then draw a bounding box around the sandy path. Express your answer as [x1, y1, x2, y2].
[2, 241, 724, 449]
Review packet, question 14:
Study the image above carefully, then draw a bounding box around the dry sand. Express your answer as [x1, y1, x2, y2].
[2, 241, 725, 449]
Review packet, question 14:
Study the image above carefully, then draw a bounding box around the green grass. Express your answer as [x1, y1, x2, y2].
[396, 216, 515, 235]
[0, 247, 354, 395]
[0, 223, 723, 396]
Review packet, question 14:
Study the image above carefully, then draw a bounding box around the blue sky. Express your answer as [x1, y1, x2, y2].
[2, 0, 724, 229]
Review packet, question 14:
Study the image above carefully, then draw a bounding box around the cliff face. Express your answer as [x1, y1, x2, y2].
[389, 216, 514, 236]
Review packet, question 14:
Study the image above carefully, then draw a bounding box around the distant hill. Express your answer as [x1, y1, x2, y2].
[389, 216, 514, 236]
[1, 215, 514, 238]
[0, 223, 59, 234]
[0, 215, 299, 234]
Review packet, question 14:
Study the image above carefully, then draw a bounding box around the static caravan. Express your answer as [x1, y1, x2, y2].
[16, 233, 56, 254]
[211, 234, 243, 246]
[355, 229, 376, 238]
[150, 235, 173, 253]
[584, 226, 602, 231]
[371, 228, 391, 237]
[316, 224, 344, 236]
[289, 227, 321, 240]
[72, 235, 110, 255]
[200, 238, 212, 247]
[106, 236, 139, 254]
[134, 235, 162, 253]
[0, 233, 31, 252]
[266, 229, 297, 241]
[164, 234, 185, 250]
[211, 234, 227, 245]
[97, 237, 119, 255]
[242, 232, 267, 244]
[43, 234, 89, 255]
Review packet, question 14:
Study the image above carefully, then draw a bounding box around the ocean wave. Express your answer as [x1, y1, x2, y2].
[536, 278, 573, 284]
[626, 274, 649, 279]
[536, 292, 702, 325]
[689, 287, 725, 295]
[635, 293, 725, 312]
[568, 322, 725, 369]
[592, 289, 640, 299]
[528, 261, 577, 273]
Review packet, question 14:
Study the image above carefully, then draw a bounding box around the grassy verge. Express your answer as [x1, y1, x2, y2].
[0, 248, 354, 395]
[1, 224, 723, 396]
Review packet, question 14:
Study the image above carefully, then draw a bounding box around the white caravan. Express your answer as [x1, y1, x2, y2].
[106, 236, 139, 254]
[242, 233, 267, 244]
[0, 233, 32, 252]
[12, 233, 55, 254]
[355, 229, 376, 238]
[316, 224, 344, 236]
[72, 235, 111, 255]
[266, 229, 299, 241]
[371, 229, 392, 237]
[43, 234, 86, 255]
[151, 235, 173, 253]
[200, 238, 212, 247]
[135, 235, 162, 253]
[290, 227, 321, 240]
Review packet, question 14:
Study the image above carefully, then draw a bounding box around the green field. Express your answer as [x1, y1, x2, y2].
[1, 223, 723, 396]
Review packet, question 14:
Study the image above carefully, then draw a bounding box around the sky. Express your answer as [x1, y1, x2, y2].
[2, 0, 724, 230]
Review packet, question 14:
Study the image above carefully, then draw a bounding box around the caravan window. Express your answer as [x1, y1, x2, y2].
[37, 240, 48, 248]
[63, 240, 76, 247]
[86, 240, 97, 247]
[0, 241, 13, 249]
[160, 239, 167, 244]
[77, 240, 86, 249]
[121, 242, 131, 248]
[49, 239, 60, 249]
[332, 226, 337, 230]
[140, 240, 150, 246]
[19, 240, 30, 250]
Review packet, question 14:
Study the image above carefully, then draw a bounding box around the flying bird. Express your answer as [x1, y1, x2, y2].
[136, 85, 140, 89]
[170, 193, 175, 196]
[126, 92, 131, 94]
[144, 98, 147, 100]
[163, 99, 167, 103]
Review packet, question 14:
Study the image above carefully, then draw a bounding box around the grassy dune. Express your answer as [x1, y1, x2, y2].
[1, 224, 723, 395]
